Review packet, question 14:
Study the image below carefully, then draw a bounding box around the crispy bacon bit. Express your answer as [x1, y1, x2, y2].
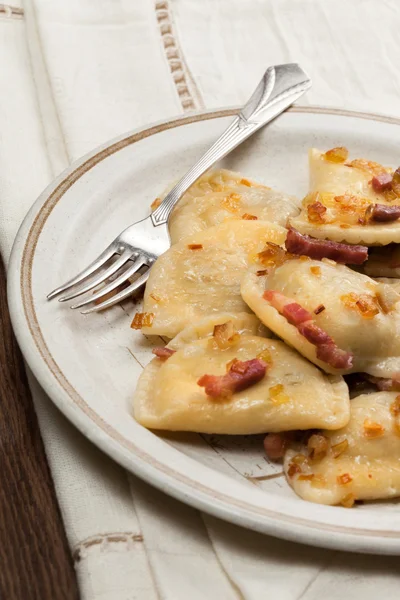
[198, 358, 268, 398]
[151, 197, 162, 211]
[240, 178, 252, 187]
[307, 434, 330, 461]
[256, 269, 269, 277]
[310, 266, 321, 277]
[285, 228, 368, 265]
[242, 213, 258, 220]
[257, 242, 286, 267]
[263, 433, 288, 460]
[150, 293, 162, 302]
[307, 200, 327, 224]
[187, 243, 203, 250]
[337, 473, 353, 486]
[390, 395, 400, 417]
[363, 419, 385, 438]
[365, 203, 400, 223]
[298, 474, 315, 481]
[332, 438, 349, 458]
[348, 159, 387, 176]
[221, 192, 241, 213]
[269, 384, 290, 404]
[324, 146, 349, 163]
[256, 349, 273, 367]
[152, 347, 176, 360]
[212, 320, 240, 350]
[264, 290, 353, 369]
[287, 462, 302, 477]
[131, 312, 154, 330]
[291, 453, 308, 466]
[334, 193, 370, 217]
[340, 493, 356, 508]
[371, 173, 393, 192]
[310, 474, 327, 488]
[314, 304, 326, 315]
[341, 293, 380, 319]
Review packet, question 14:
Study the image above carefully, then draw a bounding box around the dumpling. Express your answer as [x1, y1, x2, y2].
[289, 148, 400, 245]
[133, 315, 350, 434]
[170, 311, 269, 346]
[284, 392, 400, 506]
[373, 278, 400, 295]
[140, 220, 286, 337]
[165, 169, 299, 243]
[241, 257, 400, 376]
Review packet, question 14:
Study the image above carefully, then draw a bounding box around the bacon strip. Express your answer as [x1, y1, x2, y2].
[371, 173, 393, 192]
[198, 358, 267, 398]
[264, 290, 353, 370]
[152, 347, 176, 360]
[367, 204, 400, 223]
[364, 374, 400, 391]
[285, 228, 368, 264]
[316, 343, 353, 370]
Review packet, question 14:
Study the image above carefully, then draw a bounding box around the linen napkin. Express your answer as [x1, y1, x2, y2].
[1, 1, 400, 598]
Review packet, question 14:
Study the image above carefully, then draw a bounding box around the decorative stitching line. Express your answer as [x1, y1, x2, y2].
[72, 532, 144, 563]
[0, 4, 24, 17]
[155, 0, 204, 112]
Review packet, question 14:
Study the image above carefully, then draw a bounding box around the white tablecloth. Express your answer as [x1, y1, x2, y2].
[2, 1, 400, 598]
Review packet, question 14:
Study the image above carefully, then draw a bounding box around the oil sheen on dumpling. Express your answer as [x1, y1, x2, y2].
[284, 392, 400, 505]
[241, 258, 400, 376]
[289, 148, 400, 245]
[134, 319, 349, 434]
[141, 220, 286, 337]
[166, 169, 299, 243]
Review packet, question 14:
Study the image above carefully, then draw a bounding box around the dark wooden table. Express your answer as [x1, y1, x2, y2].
[0, 257, 79, 599]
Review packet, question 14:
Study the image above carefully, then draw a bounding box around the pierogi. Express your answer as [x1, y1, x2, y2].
[241, 258, 400, 376]
[165, 169, 300, 243]
[289, 148, 400, 245]
[141, 220, 286, 337]
[134, 316, 349, 434]
[284, 392, 400, 505]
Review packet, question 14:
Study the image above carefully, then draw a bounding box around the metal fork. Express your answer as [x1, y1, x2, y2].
[47, 63, 311, 313]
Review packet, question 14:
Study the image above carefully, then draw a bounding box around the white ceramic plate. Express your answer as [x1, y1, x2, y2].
[8, 107, 400, 555]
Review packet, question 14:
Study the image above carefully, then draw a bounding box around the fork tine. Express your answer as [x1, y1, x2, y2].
[47, 244, 116, 300]
[79, 269, 151, 314]
[70, 256, 147, 310]
[58, 249, 133, 302]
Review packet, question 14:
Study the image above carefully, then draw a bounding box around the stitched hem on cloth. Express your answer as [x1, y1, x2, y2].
[72, 532, 144, 563]
[0, 4, 24, 17]
[155, 0, 204, 111]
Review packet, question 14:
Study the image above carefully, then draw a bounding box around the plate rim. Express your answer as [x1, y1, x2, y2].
[8, 106, 400, 554]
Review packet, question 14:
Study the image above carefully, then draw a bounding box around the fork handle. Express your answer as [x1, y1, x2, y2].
[151, 63, 312, 226]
